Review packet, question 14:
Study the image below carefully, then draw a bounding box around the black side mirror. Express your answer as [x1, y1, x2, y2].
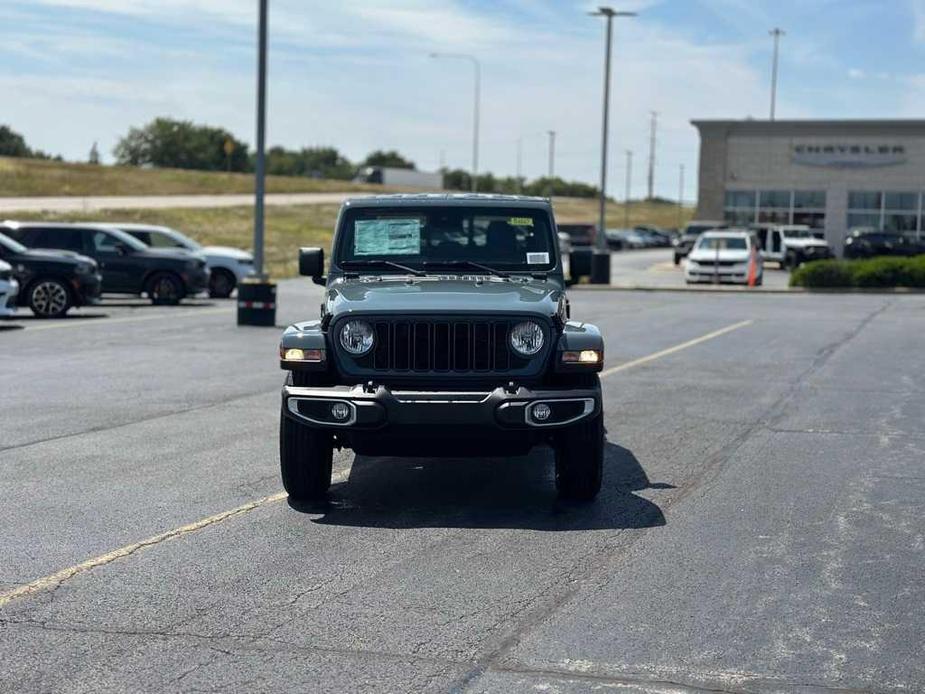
[115, 243, 130, 256]
[299, 247, 325, 285]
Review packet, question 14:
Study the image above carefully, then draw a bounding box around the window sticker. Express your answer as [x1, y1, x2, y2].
[526, 252, 549, 264]
[508, 216, 534, 226]
[354, 218, 422, 256]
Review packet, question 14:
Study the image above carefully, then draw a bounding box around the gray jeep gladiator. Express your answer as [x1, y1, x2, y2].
[278, 194, 605, 501]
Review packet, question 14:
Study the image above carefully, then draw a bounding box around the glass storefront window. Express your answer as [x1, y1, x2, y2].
[724, 209, 755, 226]
[847, 213, 881, 230]
[793, 191, 826, 209]
[883, 192, 920, 211]
[758, 209, 790, 224]
[724, 190, 756, 208]
[883, 213, 919, 232]
[847, 192, 881, 209]
[759, 190, 791, 208]
[792, 211, 825, 229]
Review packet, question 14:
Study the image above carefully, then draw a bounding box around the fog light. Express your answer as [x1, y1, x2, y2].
[532, 403, 551, 422]
[330, 402, 351, 421]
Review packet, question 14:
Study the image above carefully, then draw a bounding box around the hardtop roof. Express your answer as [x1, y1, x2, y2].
[342, 193, 552, 210]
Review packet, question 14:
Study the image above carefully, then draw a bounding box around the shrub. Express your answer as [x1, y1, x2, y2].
[790, 259, 856, 288]
[790, 255, 925, 289]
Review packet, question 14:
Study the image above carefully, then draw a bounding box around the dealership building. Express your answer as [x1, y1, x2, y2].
[692, 119, 925, 253]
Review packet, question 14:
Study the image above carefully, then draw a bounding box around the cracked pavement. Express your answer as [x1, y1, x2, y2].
[1, 279, 924, 692]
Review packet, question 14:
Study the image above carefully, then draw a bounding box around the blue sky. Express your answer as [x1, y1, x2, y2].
[2, 0, 924, 200]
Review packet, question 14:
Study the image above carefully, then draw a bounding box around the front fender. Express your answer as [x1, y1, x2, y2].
[279, 320, 328, 371]
[554, 320, 604, 373]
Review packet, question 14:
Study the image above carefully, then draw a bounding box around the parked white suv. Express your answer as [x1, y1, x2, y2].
[0, 259, 20, 317]
[752, 224, 832, 269]
[684, 229, 763, 285]
[105, 223, 255, 298]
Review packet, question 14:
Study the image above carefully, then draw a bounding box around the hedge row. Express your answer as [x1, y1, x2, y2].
[790, 256, 925, 288]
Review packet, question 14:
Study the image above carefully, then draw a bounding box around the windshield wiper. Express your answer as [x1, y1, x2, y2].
[422, 260, 509, 278]
[340, 259, 425, 276]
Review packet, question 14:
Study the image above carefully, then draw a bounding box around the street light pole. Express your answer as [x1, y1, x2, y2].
[769, 27, 784, 121]
[590, 6, 636, 284]
[624, 149, 632, 229]
[547, 130, 556, 178]
[253, 0, 268, 278]
[430, 52, 480, 192]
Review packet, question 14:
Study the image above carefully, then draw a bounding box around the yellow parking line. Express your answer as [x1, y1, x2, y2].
[0, 467, 352, 609]
[0, 320, 754, 608]
[16, 307, 233, 332]
[600, 319, 753, 379]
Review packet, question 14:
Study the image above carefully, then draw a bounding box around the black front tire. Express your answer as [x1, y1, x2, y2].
[279, 408, 334, 501]
[28, 278, 72, 318]
[554, 409, 604, 502]
[147, 272, 184, 305]
[209, 269, 236, 298]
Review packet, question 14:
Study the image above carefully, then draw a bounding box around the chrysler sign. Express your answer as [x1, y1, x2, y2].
[792, 143, 907, 168]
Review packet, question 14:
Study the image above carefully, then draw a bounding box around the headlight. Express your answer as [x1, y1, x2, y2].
[75, 262, 94, 274]
[510, 321, 544, 356]
[339, 320, 375, 355]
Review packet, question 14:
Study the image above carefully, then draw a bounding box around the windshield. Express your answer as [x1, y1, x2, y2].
[0, 231, 27, 254]
[159, 228, 200, 250]
[697, 236, 748, 251]
[336, 206, 556, 272]
[104, 227, 149, 252]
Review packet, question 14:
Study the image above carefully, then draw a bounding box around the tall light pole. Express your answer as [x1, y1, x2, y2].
[590, 7, 636, 284]
[547, 130, 556, 178]
[769, 27, 784, 121]
[646, 111, 658, 200]
[253, 0, 268, 279]
[516, 137, 523, 193]
[624, 149, 632, 229]
[677, 163, 685, 228]
[430, 52, 480, 192]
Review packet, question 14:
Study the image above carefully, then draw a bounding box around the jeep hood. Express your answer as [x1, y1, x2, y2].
[688, 248, 750, 262]
[325, 276, 562, 318]
[784, 237, 829, 249]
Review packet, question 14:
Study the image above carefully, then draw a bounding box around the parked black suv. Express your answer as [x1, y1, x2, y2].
[2, 222, 209, 304]
[0, 231, 102, 318]
[278, 194, 606, 502]
[843, 229, 925, 259]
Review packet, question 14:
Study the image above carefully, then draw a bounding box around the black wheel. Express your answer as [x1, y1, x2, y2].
[782, 250, 798, 270]
[554, 404, 604, 502]
[28, 278, 71, 318]
[147, 272, 184, 305]
[280, 407, 334, 501]
[209, 268, 236, 298]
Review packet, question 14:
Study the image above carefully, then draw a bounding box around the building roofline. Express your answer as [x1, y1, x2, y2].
[692, 118, 925, 127]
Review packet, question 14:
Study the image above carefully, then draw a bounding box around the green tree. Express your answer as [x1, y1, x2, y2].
[113, 118, 250, 172]
[0, 125, 31, 157]
[363, 149, 415, 169]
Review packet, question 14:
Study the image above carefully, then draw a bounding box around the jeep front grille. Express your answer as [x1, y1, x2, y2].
[347, 319, 538, 374]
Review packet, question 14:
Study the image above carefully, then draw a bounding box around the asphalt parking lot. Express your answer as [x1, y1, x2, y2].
[1, 282, 923, 692]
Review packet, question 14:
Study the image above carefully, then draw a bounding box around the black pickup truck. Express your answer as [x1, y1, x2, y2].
[278, 194, 606, 502]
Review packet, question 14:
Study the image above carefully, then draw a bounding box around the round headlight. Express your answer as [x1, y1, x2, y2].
[510, 321, 544, 356]
[339, 320, 375, 355]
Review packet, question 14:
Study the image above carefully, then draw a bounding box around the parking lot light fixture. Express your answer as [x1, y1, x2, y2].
[429, 52, 481, 193]
[589, 7, 636, 284]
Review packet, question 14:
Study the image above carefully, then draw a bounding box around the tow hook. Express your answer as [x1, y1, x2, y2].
[364, 380, 377, 394]
[505, 381, 518, 395]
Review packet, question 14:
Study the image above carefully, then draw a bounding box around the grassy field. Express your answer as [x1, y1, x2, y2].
[0, 156, 387, 197]
[13, 198, 694, 279]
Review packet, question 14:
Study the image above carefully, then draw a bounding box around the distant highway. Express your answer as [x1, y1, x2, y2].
[0, 191, 370, 213]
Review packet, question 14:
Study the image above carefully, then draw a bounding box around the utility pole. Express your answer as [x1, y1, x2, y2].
[677, 164, 685, 228]
[589, 6, 637, 284]
[547, 130, 556, 178]
[430, 53, 481, 191]
[516, 137, 523, 193]
[769, 27, 784, 120]
[253, 0, 268, 279]
[647, 111, 657, 201]
[624, 149, 632, 229]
